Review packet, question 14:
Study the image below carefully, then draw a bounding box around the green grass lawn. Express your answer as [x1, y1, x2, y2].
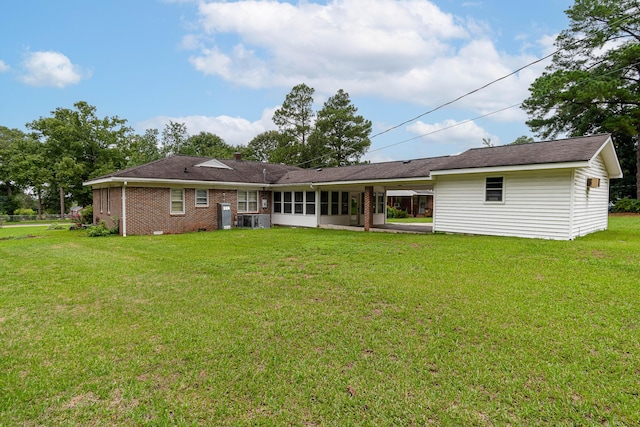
[1, 216, 639, 425]
[387, 216, 433, 223]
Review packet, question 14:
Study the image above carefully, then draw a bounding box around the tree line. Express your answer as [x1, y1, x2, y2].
[0, 85, 372, 216]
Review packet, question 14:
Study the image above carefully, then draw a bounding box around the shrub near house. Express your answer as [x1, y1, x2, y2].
[611, 198, 640, 213]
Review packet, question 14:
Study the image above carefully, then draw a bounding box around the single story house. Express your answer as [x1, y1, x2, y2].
[84, 134, 622, 240]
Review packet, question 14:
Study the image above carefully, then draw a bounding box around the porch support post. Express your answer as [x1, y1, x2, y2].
[364, 186, 374, 231]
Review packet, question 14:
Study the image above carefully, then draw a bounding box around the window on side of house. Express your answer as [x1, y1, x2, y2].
[238, 190, 259, 212]
[274, 192, 282, 213]
[195, 189, 209, 207]
[248, 190, 258, 211]
[485, 177, 504, 202]
[320, 191, 329, 215]
[170, 188, 185, 214]
[294, 191, 304, 214]
[283, 191, 292, 213]
[341, 192, 349, 215]
[306, 191, 315, 215]
[373, 192, 385, 213]
[331, 191, 339, 215]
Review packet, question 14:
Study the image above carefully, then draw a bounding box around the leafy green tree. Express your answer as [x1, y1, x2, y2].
[0, 126, 28, 214]
[272, 83, 316, 164]
[181, 131, 236, 158]
[245, 130, 296, 163]
[27, 101, 132, 209]
[511, 135, 535, 145]
[308, 89, 372, 167]
[161, 121, 189, 157]
[521, 0, 640, 199]
[10, 135, 52, 217]
[125, 129, 161, 167]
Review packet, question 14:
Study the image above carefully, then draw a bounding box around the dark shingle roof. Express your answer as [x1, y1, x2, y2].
[87, 134, 614, 186]
[96, 156, 302, 184]
[432, 134, 610, 171]
[275, 156, 453, 184]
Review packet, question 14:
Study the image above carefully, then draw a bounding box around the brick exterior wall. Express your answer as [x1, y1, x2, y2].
[94, 187, 122, 233]
[364, 186, 374, 231]
[92, 186, 271, 236]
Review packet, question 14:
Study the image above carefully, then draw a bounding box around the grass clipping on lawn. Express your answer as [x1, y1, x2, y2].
[1, 216, 639, 425]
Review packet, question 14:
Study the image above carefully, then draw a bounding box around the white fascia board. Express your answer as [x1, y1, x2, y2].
[83, 176, 265, 188]
[430, 161, 589, 176]
[591, 137, 623, 179]
[270, 177, 435, 188]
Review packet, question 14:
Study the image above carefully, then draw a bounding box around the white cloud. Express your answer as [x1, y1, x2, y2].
[136, 108, 278, 146]
[0, 60, 9, 72]
[20, 51, 89, 88]
[406, 119, 498, 151]
[184, 0, 553, 118]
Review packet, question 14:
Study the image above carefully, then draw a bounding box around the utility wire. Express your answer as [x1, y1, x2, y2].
[283, 11, 638, 170]
[368, 11, 637, 140]
[367, 60, 640, 156]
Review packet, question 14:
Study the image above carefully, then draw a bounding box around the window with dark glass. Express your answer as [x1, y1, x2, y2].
[485, 177, 504, 202]
[284, 191, 292, 213]
[306, 191, 315, 215]
[320, 191, 329, 215]
[273, 192, 282, 213]
[341, 192, 349, 215]
[377, 193, 385, 213]
[331, 191, 339, 215]
[294, 191, 304, 214]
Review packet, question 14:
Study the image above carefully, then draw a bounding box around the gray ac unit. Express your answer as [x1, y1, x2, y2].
[237, 214, 271, 229]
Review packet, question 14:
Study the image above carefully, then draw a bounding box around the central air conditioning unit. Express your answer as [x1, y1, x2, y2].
[236, 214, 271, 229]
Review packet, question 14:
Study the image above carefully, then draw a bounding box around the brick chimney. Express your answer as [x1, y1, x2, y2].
[233, 152, 242, 161]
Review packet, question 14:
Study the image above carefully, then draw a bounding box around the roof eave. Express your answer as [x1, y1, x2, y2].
[272, 176, 435, 187]
[592, 136, 623, 179]
[83, 176, 269, 188]
[431, 161, 590, 176]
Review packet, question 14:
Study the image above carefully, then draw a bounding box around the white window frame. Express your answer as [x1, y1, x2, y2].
[485, 177, 505, 203]
[238, 190, 258, 213]
[170, 188, 185, 214]
[374, 192, 385, 214]
[195, 189, 209, 207]
[305, 191, 315, 215]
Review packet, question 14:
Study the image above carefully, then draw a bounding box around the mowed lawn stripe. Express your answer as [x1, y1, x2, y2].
[1, 217, 639, 425]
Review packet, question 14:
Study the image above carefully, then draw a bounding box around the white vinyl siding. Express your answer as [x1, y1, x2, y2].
[571, 154, 609, 238]
[434, 170, 574, 240]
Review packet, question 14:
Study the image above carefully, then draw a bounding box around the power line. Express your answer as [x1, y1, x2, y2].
[368, 60, 640, 155]
[368, 10, 637, 140]
[284, 11, 638, 168]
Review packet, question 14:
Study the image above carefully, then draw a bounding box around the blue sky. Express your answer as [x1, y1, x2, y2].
[1, 0, 573, 163]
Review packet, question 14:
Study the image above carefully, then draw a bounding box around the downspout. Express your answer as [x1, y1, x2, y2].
[122, 182, 127, 237]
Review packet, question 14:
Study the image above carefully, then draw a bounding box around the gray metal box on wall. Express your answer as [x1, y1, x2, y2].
[217, 203, 232, 230]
